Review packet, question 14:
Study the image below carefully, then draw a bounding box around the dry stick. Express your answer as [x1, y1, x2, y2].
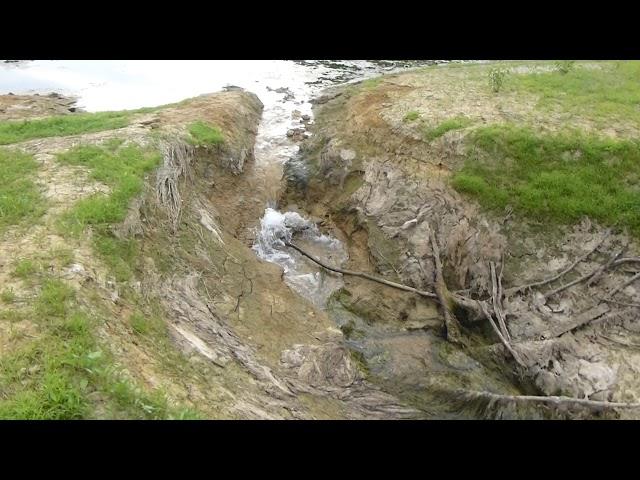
[285, 241, 438, 300]
[429, 229, 463, 344]
[458, 389, 640, 410]
[588, 249, 624, 287]
[601, 298, 640, 309]
[605, 271, 640, 301]
[544, 264, 606, 301]
[506, 231, 610, 296]
[490, 261, 511, 342]
[479, 301, 526, 368]
[612, 257, 640, 268]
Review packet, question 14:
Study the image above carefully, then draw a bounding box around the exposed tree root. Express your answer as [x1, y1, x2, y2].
[285, 241, 438, 300]
[456, 389, 640, 411]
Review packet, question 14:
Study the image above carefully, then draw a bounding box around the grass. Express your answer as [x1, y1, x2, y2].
[0, 148, 45, 232]
[13, 259, 40, 279]
[0, 274, 199, 419]
[403, 111, 420, 122]
[57, 141, 161, 281]
[360, 77, 383, 90]
[187, 121, 224, 147]
[424, 116, 474, 142]
[508, 61, 640, 126]
[1, 288, 16, 304]
[451, 124, 640, 234]
[0, 105, 167, 146]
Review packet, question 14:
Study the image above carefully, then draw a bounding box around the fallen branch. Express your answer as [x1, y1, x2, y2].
[479, 302, 526, 368]
[507, 231, 609, 296]
[457, 389, 640, 410]
[605, 271, 640, 301]
[285, 241, 438, 300]
[429, 228, 463, 344]
[490, 261, 510, 342]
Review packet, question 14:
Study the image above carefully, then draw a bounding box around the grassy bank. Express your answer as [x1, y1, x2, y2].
[57, 139, 161, 280]
[452, 124, 640, 234]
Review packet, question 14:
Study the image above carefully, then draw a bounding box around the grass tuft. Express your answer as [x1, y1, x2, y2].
[424, 116, 473, 142]
[0, 149, 45, 232]
[187, 121, 224, 147]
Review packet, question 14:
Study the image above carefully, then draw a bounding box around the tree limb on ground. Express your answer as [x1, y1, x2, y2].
[456, 389, 640, 410]
[285, 241, 438, 300]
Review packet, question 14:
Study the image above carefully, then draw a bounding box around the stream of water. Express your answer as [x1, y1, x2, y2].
[1, 59, 440, 307]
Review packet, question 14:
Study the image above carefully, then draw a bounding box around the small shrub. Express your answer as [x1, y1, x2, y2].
[488, 66, 508, 93]
[554, 60, 576, 74]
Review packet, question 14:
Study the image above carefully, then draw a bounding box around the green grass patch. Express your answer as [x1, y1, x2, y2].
[187, 121, 224, 147]
[0, 148, 45, 232]
[57, 141, 160, 280]
[360, 77, 383, 90]
[1, 288, 16, 304]
[13, 259, 41, 279]
[0, 275, 200, 420]
[403, 111, 420, 122]
[452, 124, 640, 234]
[0, 111, 134, 145]
[424, 116, 474, 142]
[509, 61, 640, 126]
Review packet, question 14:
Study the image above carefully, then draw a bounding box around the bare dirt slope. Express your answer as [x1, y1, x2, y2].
[284, 62, 640, 418]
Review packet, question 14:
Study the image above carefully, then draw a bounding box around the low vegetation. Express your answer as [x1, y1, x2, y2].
[424, 116, 473, 142]
[508, 60, 640, 126]
[452, 124, 640, 234]
[488, 66, 508, 93]
[57, 140, 160, 280]
[187, 121, 224, 147]
[0, 109, 158, 145]
[0, 148, 45, 233]
[0, 274, 199, 419]
[403, 110, 420, 122]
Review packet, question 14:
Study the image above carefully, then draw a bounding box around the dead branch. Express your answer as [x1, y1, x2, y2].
[545, 304, 610, 338]
[507, 231, 609, 296]
[612, 257, 640, 268]
[479, 302, 527, 368]
[601, 298, 640, 309]
[605, 271, 640, 301]
[543, 263, 605, 300]
[490, 261, 510, 342]
[285, 241, 438, 300]
[456, 389, 640, 410]
[429, 228, 463, 344]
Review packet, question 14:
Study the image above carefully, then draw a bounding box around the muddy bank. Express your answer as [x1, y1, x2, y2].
[0, 92, 79, 120]
[282, 65, 640, 419]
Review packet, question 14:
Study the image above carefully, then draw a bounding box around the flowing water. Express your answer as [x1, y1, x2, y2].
[1, 59, 440, 306]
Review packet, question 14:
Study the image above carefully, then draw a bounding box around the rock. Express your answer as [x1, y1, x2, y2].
[281, 343, 360, 387]
[301, 114, 311, 122]
[311, 91, 342, 105]
[286, 127, 307, 142]
[291, 110, 302, 120]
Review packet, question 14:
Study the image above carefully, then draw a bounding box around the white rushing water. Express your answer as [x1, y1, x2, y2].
[0, 59, 435, 306]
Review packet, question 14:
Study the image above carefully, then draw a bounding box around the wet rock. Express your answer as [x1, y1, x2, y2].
[311, 91, 342, 105]
[286, 127, 307, 142]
